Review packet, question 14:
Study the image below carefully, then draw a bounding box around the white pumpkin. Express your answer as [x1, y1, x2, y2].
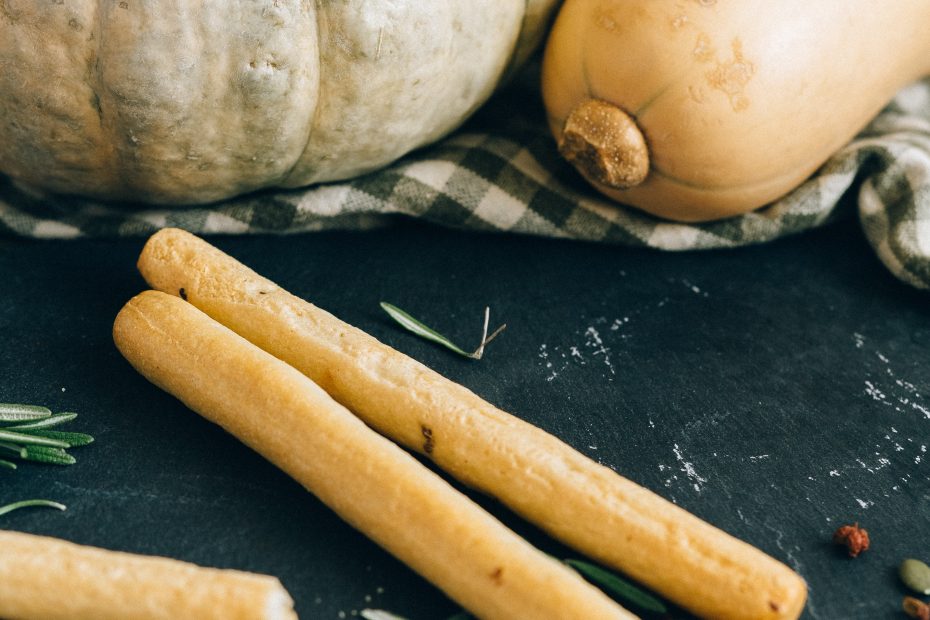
[0, 1, 559, 204]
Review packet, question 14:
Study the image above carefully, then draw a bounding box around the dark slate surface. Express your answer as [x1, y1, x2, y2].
[0, 217, 928, 620]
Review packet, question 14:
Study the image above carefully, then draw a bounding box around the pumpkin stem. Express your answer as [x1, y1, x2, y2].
[558, 99, 649, 189]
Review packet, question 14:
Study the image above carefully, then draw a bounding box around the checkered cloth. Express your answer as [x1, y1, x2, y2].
[2, 68, 929, 289]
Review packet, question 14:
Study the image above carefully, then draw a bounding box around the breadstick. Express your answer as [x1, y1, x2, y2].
[113, 291, 635, 620]
[0, 529, 295, 620]
[138, 228, 808, 620]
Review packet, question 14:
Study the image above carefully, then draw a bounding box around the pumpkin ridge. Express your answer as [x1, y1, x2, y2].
[87, 1, 122, 196]
[277, 2, 324, 188]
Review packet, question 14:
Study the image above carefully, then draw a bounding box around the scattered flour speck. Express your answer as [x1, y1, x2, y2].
[864, 380, 886, 403]
[538, 344, 558, 382]
[673, 443, 707, 493]
[584, 326, 616, 376]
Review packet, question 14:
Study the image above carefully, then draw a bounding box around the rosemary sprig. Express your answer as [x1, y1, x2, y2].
[0, 403, 89, 520]
[0, 499, 66, 517]
[0, 441, 27, 459]
[361, 559, 665, 619]
[0, 428, 69, 448]
[360, 611, 408, 620]
[565, 559, 668, 614]
[380, 302, 506, 360]
[0, 403, 93, 469]
[0, 403, 52, 422]
[360, 610, 469, 620]
[22, 446, 77, 466]
[23, 430, 95, 447]
[6, 412, 78, 431]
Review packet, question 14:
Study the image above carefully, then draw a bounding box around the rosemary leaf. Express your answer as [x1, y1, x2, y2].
[20, 430, 94, 447]
[380, 302, 506, 360]
[360, 611, 410, 620]
[0, 403, 52, 423]
[0, 441, 27, 459]
[0, 459, 16, 470]
[0, 499, 66, 517]
[22, 446, 76, 466]
[0, 428, 70, 449]
[381, 302, 471, 356]
[565, 559, 667, 614]
[6, 412, 78, 431]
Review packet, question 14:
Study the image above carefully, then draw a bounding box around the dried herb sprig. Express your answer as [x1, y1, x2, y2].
[361, 610, 468, 620]
[360, 611, 409, 620]
[380, 302, 506, 360]
[565, 559, 668, 614]
[0, 499, 66, 517]
[0, 403, 92, 518]
[0, 403, 93, 468]
[360, 558, 666, 619]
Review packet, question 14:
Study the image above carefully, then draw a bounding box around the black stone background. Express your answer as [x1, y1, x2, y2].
[0, 216, 927, 619]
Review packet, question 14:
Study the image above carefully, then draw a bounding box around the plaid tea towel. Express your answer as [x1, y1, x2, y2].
[1, 68, 929, 290]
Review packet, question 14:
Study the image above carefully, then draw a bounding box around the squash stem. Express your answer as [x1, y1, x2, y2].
[558, 99, 649, 189]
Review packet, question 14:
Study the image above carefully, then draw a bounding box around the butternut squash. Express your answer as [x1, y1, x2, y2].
[0, 1, 559, 205]
[542, 0, 930, 222]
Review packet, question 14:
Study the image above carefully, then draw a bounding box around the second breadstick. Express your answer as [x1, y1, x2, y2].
[114, 291, 634, 620]
[138, 228, 808, 620]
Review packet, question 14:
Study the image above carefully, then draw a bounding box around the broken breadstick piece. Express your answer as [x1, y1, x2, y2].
[0, 529, 296, 620]
[138, 228, 808, 620]
[113, 290, 635, 620]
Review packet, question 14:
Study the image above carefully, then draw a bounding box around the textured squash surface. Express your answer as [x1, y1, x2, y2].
[542, 0, 930, 222]
[0, 1, 558, 204]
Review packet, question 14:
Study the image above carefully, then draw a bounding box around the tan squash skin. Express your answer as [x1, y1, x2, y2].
[542, 0, 930, 222]
[0, 0, 559, 204]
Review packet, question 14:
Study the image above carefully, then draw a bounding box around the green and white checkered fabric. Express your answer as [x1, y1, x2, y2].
[2, 72, 929, 289]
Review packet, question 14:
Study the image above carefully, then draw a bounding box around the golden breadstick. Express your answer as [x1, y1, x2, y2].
[113, 291, 635, 620]
[138, 228, 808, 620]
[0, 529, 295, 620]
